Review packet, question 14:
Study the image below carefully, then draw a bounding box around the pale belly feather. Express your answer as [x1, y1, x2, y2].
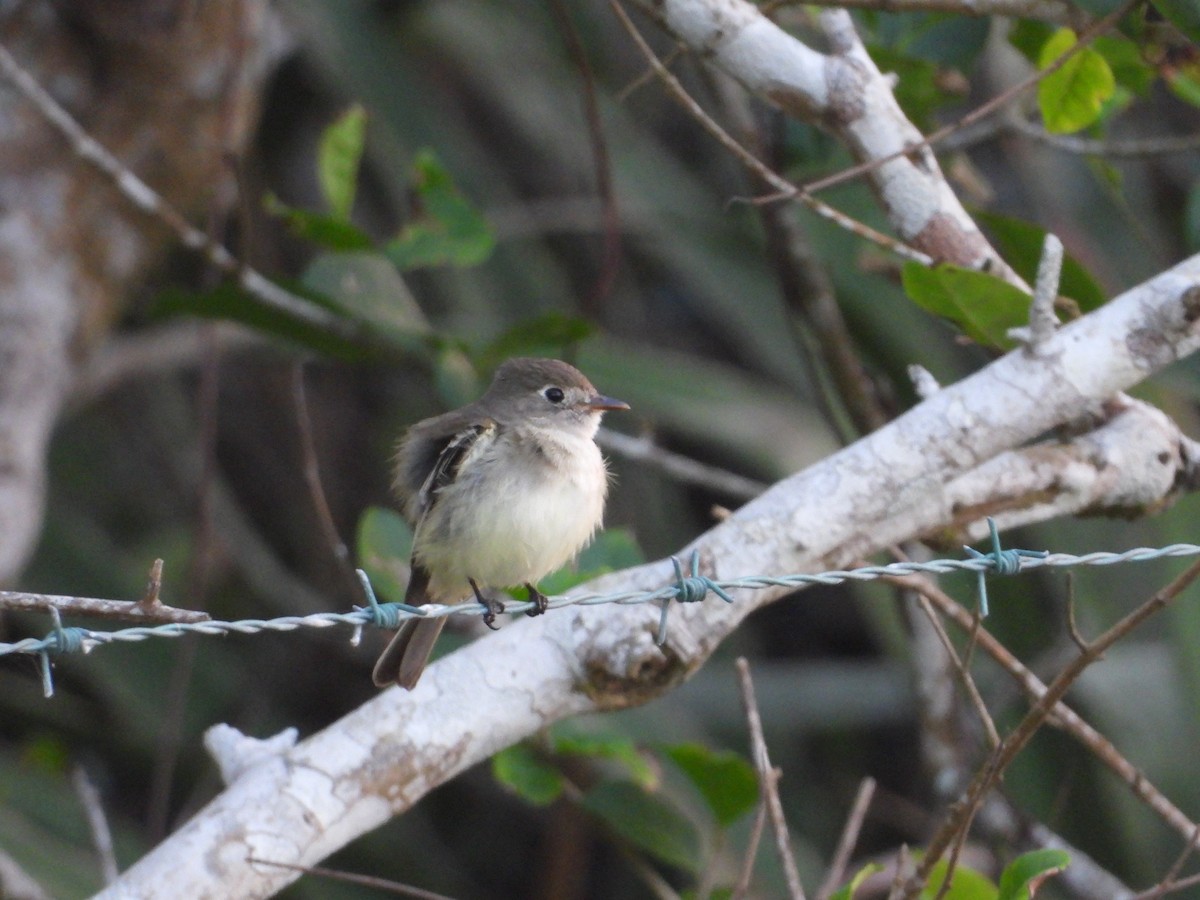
[413, 429, 607, 601]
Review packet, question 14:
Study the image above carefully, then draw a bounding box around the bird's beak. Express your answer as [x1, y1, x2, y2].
[585, 393, 630, 411]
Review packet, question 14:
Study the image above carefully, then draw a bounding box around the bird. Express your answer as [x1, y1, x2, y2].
[372, 357, 629, 689]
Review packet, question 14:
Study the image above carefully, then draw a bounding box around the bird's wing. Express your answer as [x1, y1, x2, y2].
[413, 419, 496, 518]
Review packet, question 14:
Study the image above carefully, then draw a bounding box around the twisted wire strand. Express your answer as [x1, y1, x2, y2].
[4, 542, 1199, 664]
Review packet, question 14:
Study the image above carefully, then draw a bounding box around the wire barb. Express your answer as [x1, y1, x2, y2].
[962, 518, 1049, 616]
[37, 607, 90, 698]
[656, 552, 735, 645]
[354, 568, 425, 630]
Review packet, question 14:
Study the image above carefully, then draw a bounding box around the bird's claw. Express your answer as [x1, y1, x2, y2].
[525, 583, 549, 617]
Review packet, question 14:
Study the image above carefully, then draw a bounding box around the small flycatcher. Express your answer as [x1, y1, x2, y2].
[372, 358, 629, 689]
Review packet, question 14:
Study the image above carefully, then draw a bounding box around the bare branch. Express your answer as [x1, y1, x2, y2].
[72, 766, 119, 886]
[0, 589, 209, 624]
[737, 658, 806, 900]
[817, 777, 877, 900]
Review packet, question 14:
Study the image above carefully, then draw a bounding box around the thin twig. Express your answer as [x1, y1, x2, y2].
[736, 657, 807, 900]
[1133, 869, 1200, 899]
[912, 592, 1000, 750]
[1007, 114, 1200, 157]
[609, 0, 933, 265]
[247, 857, 456, 899]
[817, 777, 877, 900]
[732, 800, 770, 899]
[0, 590, 209, 623]
[548, 0, 623, 316]
[1140, 824, 1200, 900]
[597, 428, 767, 500]
[291, 365, 356, 585]
[72, 765, 119, 885]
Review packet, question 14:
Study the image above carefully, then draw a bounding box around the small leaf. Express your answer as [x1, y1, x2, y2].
[264, 193, 373, 251]
[319, 104, 368, 221]
[663, 743, 758, 829]
[973, 210, 1105, 312]
[356, 507, 413, 604]
[385, 149, 494, 269]
[302, 252, 430, 340]
[581, 781, 700, 873]
[902, 262, 1032, 349]
[1037, 30, 1116, 134]
[551, 726, 658, 789]
[1166, 67, 1200, 108]
[492, 744, 564, 806]
[1093, 36, 1156, 96]
[919, 860, 998, 899]
[996, 849, 1070, 900]
[828, 863, 883, 900]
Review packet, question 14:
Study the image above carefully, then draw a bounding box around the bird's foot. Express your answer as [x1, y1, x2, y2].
[470, 578, 505, 630]
[525, 583, 549, 617]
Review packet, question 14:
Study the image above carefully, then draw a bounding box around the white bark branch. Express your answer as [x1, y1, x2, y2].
[639, 0, 1020, 281]
[96, 255, 1200, 898]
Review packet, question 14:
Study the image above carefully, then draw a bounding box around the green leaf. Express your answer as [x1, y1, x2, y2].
[1151, 0, 1200, 45]
[318, 104, 367, 221]
[264, 193, 374, 252]
[302, 252, 431, 341]
[662, 743, 758, 829]
[1093, 36, 1156, 96]
[385, 149, 495, 269]
[972, 210, 1105, 312]
[581, 781, 700, 873]
[996, 849, 1069, 900]
[1037, 30, 1116, 133]
[828, 863, 883, 900]
[902, 262, 1032, 349]
[551, 726, 658, 789]
[1167, 67, 1200, 107]
[492, 743, 564, 806]
[919, 860, 998, 899]
[356, 506, 413, 604]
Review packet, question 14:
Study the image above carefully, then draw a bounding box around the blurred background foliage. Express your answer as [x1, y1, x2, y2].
[4, 0, 1200, 897]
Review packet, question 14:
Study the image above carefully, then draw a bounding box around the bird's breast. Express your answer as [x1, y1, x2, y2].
[414, 430, 608, 599]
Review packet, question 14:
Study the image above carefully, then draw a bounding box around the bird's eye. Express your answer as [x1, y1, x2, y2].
[544, 386, 565, 404]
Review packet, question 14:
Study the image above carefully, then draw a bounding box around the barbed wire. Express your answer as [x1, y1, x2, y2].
[5, 519, 1200, 697]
